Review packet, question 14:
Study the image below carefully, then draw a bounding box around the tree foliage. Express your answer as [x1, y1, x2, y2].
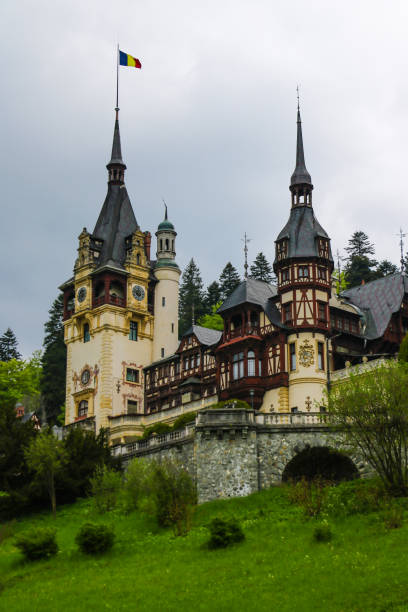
[328, 361, 408, 495]
[0, 328, 21, 361]
[344, 231, 379, 288]
[250, 252, 274, 283]
[376, 260, 398, 277]
[205, 281, 222, 311]
[345, 231, 375, 258]
[197, 303, 224, 331]
[0, 355, 41, 407]
[25, 429, 68, 517]
[179, 259, 205, 336]
[41, 294, 67, 424]
[219, 262, 241, 301]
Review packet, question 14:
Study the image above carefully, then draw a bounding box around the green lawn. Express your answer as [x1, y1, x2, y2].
[1, 487, 408, 611]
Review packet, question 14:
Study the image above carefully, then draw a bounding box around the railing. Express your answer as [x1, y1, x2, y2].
[330, 357, 388, 382]
[93, 295, 126, 308]
[108, 414, 143, 427]
[256, 412, 328, 426]
[116, 423, 196, 456]
[223, 324, 261, 342]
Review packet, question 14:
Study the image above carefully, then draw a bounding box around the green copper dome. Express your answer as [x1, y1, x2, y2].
[158, 218, 175, 231]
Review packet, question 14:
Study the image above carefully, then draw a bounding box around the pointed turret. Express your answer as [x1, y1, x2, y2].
[106, 109, 127, 184]
[290, 105, 313, 207]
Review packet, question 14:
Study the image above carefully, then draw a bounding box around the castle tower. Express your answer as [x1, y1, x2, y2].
[273, 104, 334, 413]
[152, 206, 181, 361]
[61, 110, 154, 435]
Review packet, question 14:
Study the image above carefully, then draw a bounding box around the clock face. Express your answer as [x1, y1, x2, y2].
[132, 285, 145, 301]
[81, 369, 90, 385]
[77, 287, 87, 303]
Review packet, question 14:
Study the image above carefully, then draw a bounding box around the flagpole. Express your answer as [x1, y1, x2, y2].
[116, 44, 119, 118]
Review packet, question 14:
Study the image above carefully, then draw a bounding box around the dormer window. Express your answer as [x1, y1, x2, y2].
[318, 239, 329, 258]
[281, 268, 290, 282]
[276, 239, 288, 260]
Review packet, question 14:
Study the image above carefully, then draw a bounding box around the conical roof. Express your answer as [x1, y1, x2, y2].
[290, 108, 312, 187]
[107, 115, 126, 168]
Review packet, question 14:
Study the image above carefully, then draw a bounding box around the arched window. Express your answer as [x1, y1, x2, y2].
[78, 400, 88, 418]
[165, 238, 169, 250]
[160, 239, 163, 251]
[248, 350, 255, 376]
[136, 252, 141, 265]
[83, 323, 90, 343]
[172, 240, 174, 251]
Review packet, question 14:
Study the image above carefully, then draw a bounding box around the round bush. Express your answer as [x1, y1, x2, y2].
[15, 527, 58, 561]
[76, 523, 115, 555]
[313, 523, 332, 543]
[207, 518, 245, 549]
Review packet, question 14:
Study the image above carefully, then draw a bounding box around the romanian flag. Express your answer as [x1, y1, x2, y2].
[119, 50, 142, 69]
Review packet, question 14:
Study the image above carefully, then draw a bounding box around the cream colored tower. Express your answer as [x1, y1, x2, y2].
[152, 207, 181, 362]
[61, 111, 154, 437]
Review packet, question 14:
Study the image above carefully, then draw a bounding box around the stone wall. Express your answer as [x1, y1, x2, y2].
[118, 409, 372, 503]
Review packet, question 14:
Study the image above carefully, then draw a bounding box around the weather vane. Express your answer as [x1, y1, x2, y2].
[162, 197, 168, 220]
[242, 232, 252, 279]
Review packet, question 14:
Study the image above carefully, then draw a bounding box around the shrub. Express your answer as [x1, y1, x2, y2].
[313, 522, 332, 543]
[0, 519, 15, 546]
[287, 477, 328, 517]
[324, 478, 387, 517]
[90, 465, 122, 513]
[123, 458, 151, 512]
[15, 527, 58, 561]
[383, 503, 404, 529]
[148, 459, 197, 535]
[207, 518, 245, 549]
[171, 412, 196, 430]
[76, 522, 115, 555]
[142, 423, 172, 439]
[208, 399, 251, 410]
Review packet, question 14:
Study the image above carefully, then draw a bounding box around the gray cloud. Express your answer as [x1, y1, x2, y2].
[1, 0, 407, 356]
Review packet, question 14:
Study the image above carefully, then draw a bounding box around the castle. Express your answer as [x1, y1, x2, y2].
[61, 105, 408, 447]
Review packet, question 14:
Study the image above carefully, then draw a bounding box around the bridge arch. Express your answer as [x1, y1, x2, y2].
[281, 445, 359, 483]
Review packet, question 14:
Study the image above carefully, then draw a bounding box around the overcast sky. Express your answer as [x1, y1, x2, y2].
[2, 0, 408, 357]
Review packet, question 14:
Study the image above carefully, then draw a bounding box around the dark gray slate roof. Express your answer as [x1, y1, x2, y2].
[275, 205, 333, 262]
[108, 117, 126, 167]
[92, 185, 138, 269]
[217, 278, 285, 329]
[218, 278, 277, 313]
[291, 108, 312, 187]
[182, 325, 222, 346]
[342, 273, 408, 340]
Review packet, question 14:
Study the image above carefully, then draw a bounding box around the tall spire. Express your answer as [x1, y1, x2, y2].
[289, 94, 313, 207]
[106, 109, 126, 184]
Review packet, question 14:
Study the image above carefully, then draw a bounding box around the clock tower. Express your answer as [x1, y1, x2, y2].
[61, 109, 160, 435]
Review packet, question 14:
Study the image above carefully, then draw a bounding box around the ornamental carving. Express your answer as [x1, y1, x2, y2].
[298, 339, 314, 368]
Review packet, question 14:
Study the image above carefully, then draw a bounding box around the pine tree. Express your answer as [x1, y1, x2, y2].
[345, 231, 375, 257]
[219, 262, 241, 301]
[205, 281, 222, 311]
[250, 252, 274, 283]
[344, 231, 378, 288]
[0, 328, 21, 361]
[178, 259, 205, 336]
[376, 260, 398, 277]
[40, 294, 67, 425]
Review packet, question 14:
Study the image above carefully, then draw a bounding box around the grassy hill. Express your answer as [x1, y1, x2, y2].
[0, 485, 408, 611]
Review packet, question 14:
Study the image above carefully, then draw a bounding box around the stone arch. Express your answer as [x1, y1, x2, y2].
[281, 445, 359, 483]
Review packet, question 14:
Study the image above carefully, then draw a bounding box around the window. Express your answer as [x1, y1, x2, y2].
[136, 253, 141, 265]
[175, 361, 180, 375]
[78, 400, 88, 418]
[318, 267, 326, 280]
[183, 356, 188, 370]
[127, 400, 138, 414]
[83, 323, 90, 343]
[161, 348, 165, 358]
[318, 342, 324, 370]
[162, 297, 166, 306]
[248, 350, 255, 376]
[298, 266, 309, 279]
[171, 323, 174, 333]
[232, 352, 244, 380]
[283, 302, 292, 323]
[281, 268, 290, 282]
[291, 406, 298, 414]
[289, 343, 296, 371]
[129, 321, 138, 341]
[196, 353, 201, 367]
[126, 368, 139, 383]
[318, 302, 326, 321]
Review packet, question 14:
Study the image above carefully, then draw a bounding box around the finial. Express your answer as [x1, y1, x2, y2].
[115, 106, 119, 121]
[242, 232, 251, 279]
[396, 228, 406, 273]
[162, 197, 168, 220]
[296, 84, 300, 112]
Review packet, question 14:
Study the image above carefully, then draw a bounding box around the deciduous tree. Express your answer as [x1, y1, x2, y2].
[198, 303, 224, 331]
[327, 360, 408, 496]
